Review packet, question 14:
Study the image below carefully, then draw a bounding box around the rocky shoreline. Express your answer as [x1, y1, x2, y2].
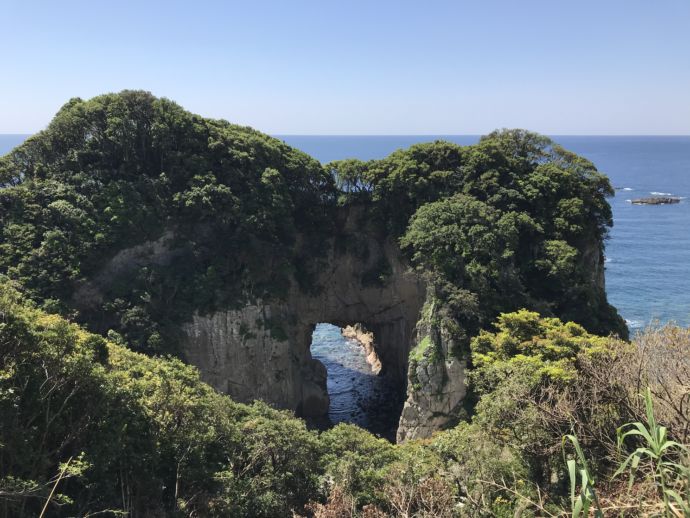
[341, 324, 383, 375]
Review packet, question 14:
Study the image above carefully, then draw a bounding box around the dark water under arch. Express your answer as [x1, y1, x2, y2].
[310, 323, 403, 440]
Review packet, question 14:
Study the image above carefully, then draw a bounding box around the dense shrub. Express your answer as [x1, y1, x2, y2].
[0, 279, 323, 517]
[1, 283, 687, 516]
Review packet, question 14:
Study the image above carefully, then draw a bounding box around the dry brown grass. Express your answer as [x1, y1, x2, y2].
[527, 325, 689, 463]
[626, 325, 690, 443]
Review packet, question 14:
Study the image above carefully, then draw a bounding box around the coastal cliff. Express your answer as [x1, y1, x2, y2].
[179, 205, 426, 423]
[0, 91, 627, 442]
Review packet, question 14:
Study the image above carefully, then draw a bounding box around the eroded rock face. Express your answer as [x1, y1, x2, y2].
[75, 204, 611, 442]
[180, 205, 427, 425]
[397, 301, 468, 442]
[181, 304, 307, 410]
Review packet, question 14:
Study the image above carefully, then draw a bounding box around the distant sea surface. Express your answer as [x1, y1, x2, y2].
[2, 134, 690, 329]
[0, 135, 28, 152]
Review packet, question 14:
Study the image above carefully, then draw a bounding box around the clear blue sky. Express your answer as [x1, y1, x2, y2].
[2, 0, 689, 135]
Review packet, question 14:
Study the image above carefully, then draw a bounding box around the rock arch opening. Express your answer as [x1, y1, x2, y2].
[308, 322, 404, 440]
[181, 207, 431, 440]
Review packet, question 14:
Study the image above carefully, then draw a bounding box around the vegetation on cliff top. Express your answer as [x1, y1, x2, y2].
[0, 91, 625, 357]
[0, 91, 334, 352]
[332, 132, 625, 339]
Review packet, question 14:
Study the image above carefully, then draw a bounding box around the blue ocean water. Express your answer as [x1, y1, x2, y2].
[309, 323, 401, 439]
[0, 135, 29, 153]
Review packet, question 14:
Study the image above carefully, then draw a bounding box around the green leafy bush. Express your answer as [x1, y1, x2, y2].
[0, 279, 323, 517]
[471, 309, 609, 395]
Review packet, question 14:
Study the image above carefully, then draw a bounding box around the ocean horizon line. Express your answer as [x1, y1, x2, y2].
[276, 134, 690, 138]
[3, 133, 690, 138]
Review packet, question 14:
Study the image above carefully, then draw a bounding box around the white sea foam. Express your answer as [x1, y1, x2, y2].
[622, 187, 634, 191]
[650, 191, 673, 196]
[625, 319, 643, 329]
[604, 257, 613, 263]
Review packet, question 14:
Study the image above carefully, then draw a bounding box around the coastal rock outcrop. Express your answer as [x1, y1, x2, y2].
[64, 201, 614, 442]
[396, 301, 467, 441]
[631, 196, 681, 205]
[342, 323, 382, 374]
[180, 205, 427, 422]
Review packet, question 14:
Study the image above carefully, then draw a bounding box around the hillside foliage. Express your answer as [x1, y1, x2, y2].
[333, 132, 626, 338]
[0, 91, 334, 352]
[1, 281, 687, 517]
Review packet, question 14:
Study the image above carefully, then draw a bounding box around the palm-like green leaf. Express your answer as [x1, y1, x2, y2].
[613, 387, 690, 517]
[563, 434, 603, 518]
